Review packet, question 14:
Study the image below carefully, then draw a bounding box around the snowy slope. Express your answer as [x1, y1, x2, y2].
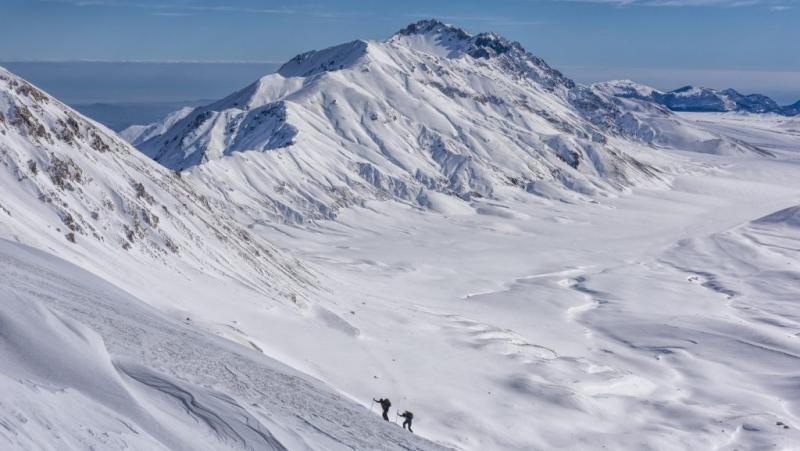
[119, 106, 195, 146]
[0, 239, 450, 451]
[0, 66, 312, 310]
[674, 111, 800, 156]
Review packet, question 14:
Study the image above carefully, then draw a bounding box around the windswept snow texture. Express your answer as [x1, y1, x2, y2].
[119, 106, 195, 146]
[0, 239, 450, 451]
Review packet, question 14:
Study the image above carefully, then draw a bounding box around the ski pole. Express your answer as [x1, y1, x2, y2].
[370, 400, 375, 412]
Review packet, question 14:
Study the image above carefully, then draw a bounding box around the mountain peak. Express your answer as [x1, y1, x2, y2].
[393, 19, 470, 40]
[467, 32, 525, 59]
[592, 80, 660, 98]
[391, 19, 525, 60]
[670, 85, 704, 95]
[388, 19, 571, 90]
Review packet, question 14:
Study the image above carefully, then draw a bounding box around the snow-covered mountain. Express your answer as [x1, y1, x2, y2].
[783, 99, 800, 116]
[123, 20, 770, 224]
[0, 65, 313, 307]
[598, 80, 799, 115]
[665, 85, 782, 113]
[592, 80, 772, 157]
[119, 105, 195, 146]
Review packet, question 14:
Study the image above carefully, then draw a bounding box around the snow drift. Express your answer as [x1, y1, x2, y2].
[0, 239, 450, 451]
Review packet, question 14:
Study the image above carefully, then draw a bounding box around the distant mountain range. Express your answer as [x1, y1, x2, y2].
[595, 80, 800, 116]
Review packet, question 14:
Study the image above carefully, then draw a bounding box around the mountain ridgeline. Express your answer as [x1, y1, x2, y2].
[123, 20, 770, 224]
[0, 66, 313, 306]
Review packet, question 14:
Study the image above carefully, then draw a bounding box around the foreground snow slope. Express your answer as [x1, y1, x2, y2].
[0, 239, 450, 451]
[127, 20, 768, 225]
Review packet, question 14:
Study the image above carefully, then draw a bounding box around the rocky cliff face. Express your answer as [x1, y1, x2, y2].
[0, 66, 313, 304]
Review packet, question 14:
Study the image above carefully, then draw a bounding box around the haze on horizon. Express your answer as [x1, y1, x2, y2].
[1, 0, 799, 105]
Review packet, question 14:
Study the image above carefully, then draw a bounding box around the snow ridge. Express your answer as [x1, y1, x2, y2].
[278, 40, 370, 78]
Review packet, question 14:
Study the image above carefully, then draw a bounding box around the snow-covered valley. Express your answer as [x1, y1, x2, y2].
[250, 138, 800, 450]
[2, 19, 800, 451]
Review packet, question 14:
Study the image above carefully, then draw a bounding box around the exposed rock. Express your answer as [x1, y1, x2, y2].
[90, 131, 111, 153]
[61, 212, 82, 233]
[141, 208, 160, 227]
[12, 104, 52, 143]
[164, 236, 179, 253]
[15, 81, 48, 103]
[48, 156, 83, 190]
[57, 117, 80, 145]
[133, 182, 155, 204]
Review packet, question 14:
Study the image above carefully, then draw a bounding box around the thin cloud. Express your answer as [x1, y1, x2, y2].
[402, 14, 544, 27]
[554, 0, 796, 6]
[40, 0, 372, 17]
[179, 5, 293, 14]
[151, 11, 193, 16]
[0, 57, 283, 64]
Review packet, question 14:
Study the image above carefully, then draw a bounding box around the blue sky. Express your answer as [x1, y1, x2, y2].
[1, 0, 798, 101]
